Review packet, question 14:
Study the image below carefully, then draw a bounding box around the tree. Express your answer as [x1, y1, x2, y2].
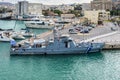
[110, 10, 120, 16]
[53, 10, 63, 16]
[42, 10, 49, 16]
[111, 4, 120, 16]
[74, 4, 82, 10]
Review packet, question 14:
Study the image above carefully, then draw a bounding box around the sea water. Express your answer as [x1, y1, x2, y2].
[0, 20, 120, 80]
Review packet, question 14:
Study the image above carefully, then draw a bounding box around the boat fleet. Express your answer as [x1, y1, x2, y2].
[24, 16, 71, 29]
[0, 17, 70, 42]
[0, 28, 34, 42]
[0, 16, 105, 55]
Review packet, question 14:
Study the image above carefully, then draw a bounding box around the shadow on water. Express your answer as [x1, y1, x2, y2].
[9, 50, 105, 66]
[9, 51, 105, 60]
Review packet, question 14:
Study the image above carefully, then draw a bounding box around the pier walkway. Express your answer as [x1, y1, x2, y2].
[80, 31, 118, 42]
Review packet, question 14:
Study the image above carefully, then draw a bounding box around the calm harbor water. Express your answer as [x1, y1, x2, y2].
[0, 20, 120, 80]
[0, 20, 48, 34]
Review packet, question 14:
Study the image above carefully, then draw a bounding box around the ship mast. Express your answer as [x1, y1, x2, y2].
[53, 27, 60, 41]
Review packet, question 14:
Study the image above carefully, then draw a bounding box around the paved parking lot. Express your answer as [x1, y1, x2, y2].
[19, 22, 119, 44]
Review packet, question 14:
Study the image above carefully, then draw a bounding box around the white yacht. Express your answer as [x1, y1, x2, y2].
[24, 19, 55, 29]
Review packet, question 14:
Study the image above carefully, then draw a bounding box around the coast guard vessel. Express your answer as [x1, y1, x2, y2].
[10, 29, 105, 55]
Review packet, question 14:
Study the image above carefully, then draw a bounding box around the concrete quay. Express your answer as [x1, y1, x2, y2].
[93, 31, 120, 50]
[79, 22, 120, 50]
[82, 31, 120, 50]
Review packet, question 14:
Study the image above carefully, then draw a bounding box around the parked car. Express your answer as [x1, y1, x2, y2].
[111, 27, 117, 31]
[89, 24, 96, 28]
[69, 29, 77, 34]
[87, 26, 92, 31]
[80, 29, 89, 33]
[75, 27, 81, 31]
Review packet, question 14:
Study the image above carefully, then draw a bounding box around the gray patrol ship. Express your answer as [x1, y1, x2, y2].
[10, 29, 105, 55]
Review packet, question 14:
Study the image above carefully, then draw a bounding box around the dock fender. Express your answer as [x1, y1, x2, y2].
[44, 52, 47, 55]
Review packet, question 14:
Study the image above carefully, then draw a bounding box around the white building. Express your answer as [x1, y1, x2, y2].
[16, 1, 29, 16]
[42, 5, 51, 10]
[84, 10, 110, 24]
[16, 1, 42, 17]
[81, 3, 91, 10]
[57, 5, 74, 11]
[53, 4, 74, 13]
[28, 3, 42, 16]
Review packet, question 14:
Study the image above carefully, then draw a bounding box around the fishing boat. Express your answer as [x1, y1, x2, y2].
[10, 29, 105, 55]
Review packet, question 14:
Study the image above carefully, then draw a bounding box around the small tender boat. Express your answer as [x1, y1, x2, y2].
[12, 35, 25, 40]
[11, 33, 25, 40]
[0, 32, 13, 42]
[20, 28, 34, 37]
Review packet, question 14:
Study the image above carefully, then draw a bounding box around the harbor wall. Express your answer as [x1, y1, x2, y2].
[103, 43, 120, 50]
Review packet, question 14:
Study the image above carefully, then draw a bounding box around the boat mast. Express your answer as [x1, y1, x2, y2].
[53, 27, 60, 41]
[13, 20, 17, 30]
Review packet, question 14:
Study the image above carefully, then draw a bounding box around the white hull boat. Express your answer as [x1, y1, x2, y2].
[25, 21, 54, 29]
[0, 32, 13, 42]
[0, 36, 13, 42]
[11, 32, 25, 40]
[20, 28, 34, 37]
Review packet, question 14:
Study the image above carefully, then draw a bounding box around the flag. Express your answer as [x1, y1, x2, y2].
[10, 40, 16, 46]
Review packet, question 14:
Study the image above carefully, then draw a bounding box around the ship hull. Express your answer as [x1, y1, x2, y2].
[25, 23, 54, 29]
[10, 43, 104, 55]
[0, 16, 11, 20]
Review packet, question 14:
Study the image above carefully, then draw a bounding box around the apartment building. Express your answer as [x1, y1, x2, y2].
[91, 0, 113, 10]
[84, 10, 110, 24]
